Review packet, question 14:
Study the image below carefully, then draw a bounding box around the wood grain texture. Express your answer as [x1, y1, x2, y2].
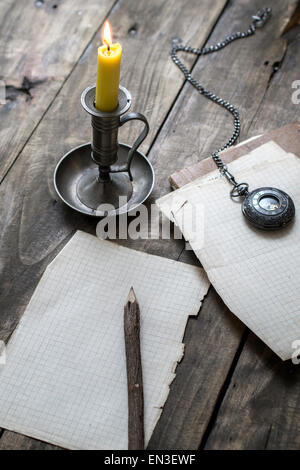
[205, 17, 300, 451]
[205, 333, 300, 450]
[146, 0, 298, 449]
[148, 0, 298, 204]
[148, 286, 244, 450]
[0, 0, 117, 181]
[0, 0, 298, 450]
[0, 430, 62, 450]
[124, 289, 144, 450]
[0, 0, 227, 342]
[170, 123, 300, 188]
[0, 0, 227, 449]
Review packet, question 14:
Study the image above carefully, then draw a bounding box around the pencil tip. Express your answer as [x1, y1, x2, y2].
[127, 287, 136, 303]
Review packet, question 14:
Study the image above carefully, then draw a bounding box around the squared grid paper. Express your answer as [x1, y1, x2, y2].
[157, 141, 300, 360]
[0, 231, 209, 449]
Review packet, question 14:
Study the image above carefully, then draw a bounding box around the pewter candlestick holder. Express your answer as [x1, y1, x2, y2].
[54, 84, 154, 217]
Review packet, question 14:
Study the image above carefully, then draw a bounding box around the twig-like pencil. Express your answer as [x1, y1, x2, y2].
[124, 287, 144, 450]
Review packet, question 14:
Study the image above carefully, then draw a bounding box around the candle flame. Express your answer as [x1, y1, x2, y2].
[102, 20, 112, 48]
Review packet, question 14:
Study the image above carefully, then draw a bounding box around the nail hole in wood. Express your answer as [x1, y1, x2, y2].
[272, 61, 281, 73]
[128, 23, 138, 36]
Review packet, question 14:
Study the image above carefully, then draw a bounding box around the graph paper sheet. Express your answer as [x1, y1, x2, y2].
[157, 141, 300, 360]
[0, 232, 209, 449]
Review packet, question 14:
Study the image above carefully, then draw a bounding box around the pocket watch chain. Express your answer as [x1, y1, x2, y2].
[170, 7, 272, 199]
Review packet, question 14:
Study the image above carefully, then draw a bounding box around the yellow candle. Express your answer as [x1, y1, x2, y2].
[95, 21, 122, 112]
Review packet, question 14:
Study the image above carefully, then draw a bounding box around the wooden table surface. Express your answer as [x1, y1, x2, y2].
[0, 0, 300, 450]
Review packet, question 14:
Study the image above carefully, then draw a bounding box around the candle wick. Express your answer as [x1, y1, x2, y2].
[107, 44, 110, 52]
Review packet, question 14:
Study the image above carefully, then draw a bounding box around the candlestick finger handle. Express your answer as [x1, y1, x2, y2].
[116, 112, 149, 181]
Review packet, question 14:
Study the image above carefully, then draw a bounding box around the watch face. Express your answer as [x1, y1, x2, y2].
[242, 187, 295, 230]
[258, 195, 280, 211]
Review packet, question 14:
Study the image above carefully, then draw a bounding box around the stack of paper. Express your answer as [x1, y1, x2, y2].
[158, 141, 300, 360]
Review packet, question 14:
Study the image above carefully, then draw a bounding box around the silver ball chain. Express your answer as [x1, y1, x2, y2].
[170, 7, 272, 197]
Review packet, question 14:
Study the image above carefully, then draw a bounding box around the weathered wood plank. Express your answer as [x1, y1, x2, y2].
[146, 0, 298, 449]
[205, 335, 300, 450]
[0, 0, 227, 338]
[169, 123, 300, 189]
[147, 1, 298, 201]
[0, 430, 62, 450]
[205, 17, 300, 451]
[1, 0, 298, 451]
[0, 0, 227, 449]
[0, 0, 117, 181]
[148, 286, 245, 450]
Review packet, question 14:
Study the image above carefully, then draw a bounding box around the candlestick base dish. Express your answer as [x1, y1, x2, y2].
[54, 142, 154, 217]
[77, 170, 133, 210]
